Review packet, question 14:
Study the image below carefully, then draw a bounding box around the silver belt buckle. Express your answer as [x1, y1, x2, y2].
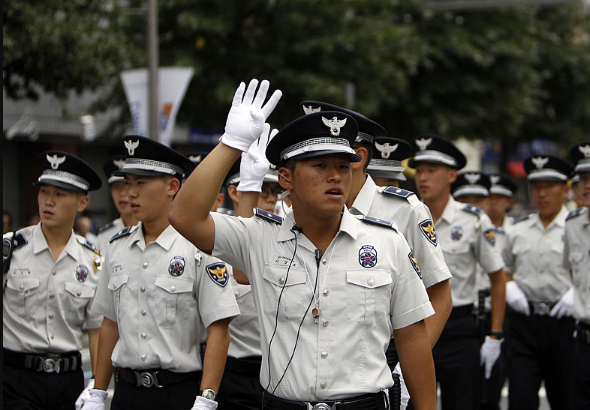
[310, 403, 334, 410]
[535, 302, 551, 316]
[42, 358, 60, 373]
[136, 371, 163, 388]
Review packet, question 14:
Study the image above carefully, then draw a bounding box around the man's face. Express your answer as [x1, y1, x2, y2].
[38, 184, 87, 229]
[530, 180, 568, 218]
[414, 162, 456, 202]
[372, 176, 400, 188]
[455, 195, 490, 212]
[110, 181, 133, 217]
[124, 174, 176, 223]
[488, 194, 513, 221]
[579, 172, 590, 207]
[282, 154, 352, 217]
[257, 182, 283, 213]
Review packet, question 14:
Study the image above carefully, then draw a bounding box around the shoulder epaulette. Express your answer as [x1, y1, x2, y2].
[566, 208, 584, 221]
[109, 226, 137, 244]
[98, 221, 116, 233]
[382, 186, 415, 199]
[495, 226, 506, 234]
[359, 215, 398, 231]
[12, 231, 28, 250]
[77, 235, 101, 255]
[462, 204, 484, 217]
[254, 208, 283, 225]
[513, 215, 530, 224]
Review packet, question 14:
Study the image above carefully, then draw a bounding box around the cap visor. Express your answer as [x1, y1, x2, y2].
[367, 169, 406, 181]
[33, 180, 85, 192]
[291, 150, 362, 163]
[113, 168, 176, 178]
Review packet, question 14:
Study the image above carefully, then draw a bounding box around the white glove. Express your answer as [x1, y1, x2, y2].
[480, 335, 503, 379]
[393, 363, 410, 410]
[506, 280, 530, 316]
[75, 379, 95, 410]
[237, 123, 279, 192]
[550, 287, 574, 319]
[79, 389, 107, 410]
[191, 396, 218, 410]
[220, 79, 282, 152]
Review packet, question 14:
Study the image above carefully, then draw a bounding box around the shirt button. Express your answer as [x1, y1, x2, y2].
[52, 270, 56, 275]
[170, 285, 176, 292]
[19, 284, 25, 290]
[235, 292, 240, 297]
[48, 314, 54, 319]
[140, 287, 146, 293]
[322, 321, 329, 327]
[141, 333, 147, 339]
[50, 334, 54, 339]
[143, 262, 148, 269]
[141, 355, 146, 361]
[368, 278, 375, 286]
[77, 292, 81, 297]
[141, 310, 147, 316]
[49, 294, 54, 299]
[113, 283, 118, 289]
[320, 381, 327, 389]
[278, 277, 285, 285]
[322, 259, 327, 265]
[322, 289, 329, 296]
[321, 351, 328, 359]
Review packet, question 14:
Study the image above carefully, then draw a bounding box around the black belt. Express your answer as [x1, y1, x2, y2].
[576, 322, 590, 345]
[3, 348, 81, 374]
[449, 304, 474, 319]
[262, 391, 388, 410]
[527, 301, 557, 316]
[224, 355, 262, 376]
[115, 367, 200, 388]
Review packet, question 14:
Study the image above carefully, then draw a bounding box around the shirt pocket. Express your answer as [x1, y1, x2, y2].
[442, 242, 471, 280]
[108, 272, 130, 318]
[346, 269, 393, 325]
[262, 264, 308, 322]
[63, 281, 95, 324]
[154, 276, 194, 325]
[5, 276, 39, 315]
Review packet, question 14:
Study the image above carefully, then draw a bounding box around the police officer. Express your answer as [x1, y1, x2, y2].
[170, 79, 438, 410]
[76, 136, 240, 410]
[366, 136, 413, 188]
[452, 171, 491, 211]
[564, 141, 590, 409]
[503, 154, 575, 410]
[96, 155, 138, 252]
[410, 135, 507, 410]
[3, 151, 103, 410]
[488, 173, 518, 229]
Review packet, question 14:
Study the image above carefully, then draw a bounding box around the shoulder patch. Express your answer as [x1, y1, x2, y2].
[109, 226, 137, 244]
[98, 221, 116, 233]
[419, 219, 438, 246]
[462, 204, 484, 217]
[566, 208, 583, 221]
[12, 232, 28, 250]
[254, 208, 283, 225]
[513, 215, 531, 224]
[360, 215, 397, 231]
[382, 186, 415, 199]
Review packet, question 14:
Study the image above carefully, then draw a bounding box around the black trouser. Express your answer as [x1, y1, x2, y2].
[506, 309, 575, 410]
[572, 324, 590, 409]
[3, 361, 84, 410]
[432, 306, 480, 410]
[217, 355, 264, 410]
[111, 370, 202, 410]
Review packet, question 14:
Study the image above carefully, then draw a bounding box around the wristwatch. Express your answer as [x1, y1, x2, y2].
[200, 389, 217, 401]
[489, 331, 505, 339]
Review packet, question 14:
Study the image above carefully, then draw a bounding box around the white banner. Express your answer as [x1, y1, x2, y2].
[120, 67, 194, 146]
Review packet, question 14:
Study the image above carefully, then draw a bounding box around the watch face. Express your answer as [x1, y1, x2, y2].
[201, 389, 216, 401]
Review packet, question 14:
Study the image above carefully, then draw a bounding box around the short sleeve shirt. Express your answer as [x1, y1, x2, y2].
[350, 176, 451, 288]
[435, 196, 504, 306]
[227, 272, 261, 358]
[563, 207, 590, 324]
[3, 223, 103, 353]
[210, 208, 434, 401]
[93, 223, 240, 372]
[503, 206, 571, 302]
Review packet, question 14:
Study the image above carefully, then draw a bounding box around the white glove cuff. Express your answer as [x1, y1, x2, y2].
[237, 179, 263, 192]
[485, 335, 504, 345]
[220, 133, 252, 153]
[89, 389, 108, 401]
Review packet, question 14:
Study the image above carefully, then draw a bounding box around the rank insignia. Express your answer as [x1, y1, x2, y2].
[419, 219, 438, 246]
[207, 263, 228, 287]
[359, 245, 377, 268]
[451, 226, 463, 241]
[93, 257, 102, 274]
[483, 229, 495, 246]
[408, 251, 422, 279]
[76, 265, 89, 282]
[168, 256, 185, 277]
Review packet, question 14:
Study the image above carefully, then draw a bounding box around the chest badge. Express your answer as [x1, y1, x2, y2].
[419, 219, 438, 246]
[206, 263, 228, 287]
[168, 256, 185, 277]
[483, 229, 496, 246]
[451, 226, 463, 241]
[76, 264, 89, 282]
[408, 251, 422, 279]
[359, 245, 377, 268]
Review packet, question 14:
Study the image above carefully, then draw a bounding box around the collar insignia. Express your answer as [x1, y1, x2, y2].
[419, 219, 438, 246]
[322, 116, 347, 136]
[124, 139, 140, 156]
[531, 156, 549, 169]
[46, 154, 66, 170]
[415, 137, 432, 151]
[206, 263, 228, 287]
[375, 141, 399, 159]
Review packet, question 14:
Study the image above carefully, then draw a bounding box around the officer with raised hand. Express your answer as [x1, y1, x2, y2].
[503, 155, 575, 410]
[76, 136, 240, 410]
[96, 155, 138, 253]
[564, 142, 590, 409]
[409, 135, 507, 410]
[3, 151, 103, 410]
[170, 79, 437, 410]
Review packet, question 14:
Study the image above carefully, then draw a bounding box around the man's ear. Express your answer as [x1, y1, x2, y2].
[352, 146, 369, 170]
[167, 177, 181, 197]
[227, 185, 239, 204]
[76, 195, 89, 212]
[278, 167, 294, 190]
[448, 168, 458, 184]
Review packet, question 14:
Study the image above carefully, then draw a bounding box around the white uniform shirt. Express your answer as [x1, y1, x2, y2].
[435, 196, 504, 307]
[93, 223, 240, 372]
[210, 208, 434, 401]
[227, 273, 261, 358]
[3, 223, 103, 353]
[563, 207, 590, 324]
[350, 176, 451, 288]
[96, 218, 125, 253]
[503, 206, 571, 302]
